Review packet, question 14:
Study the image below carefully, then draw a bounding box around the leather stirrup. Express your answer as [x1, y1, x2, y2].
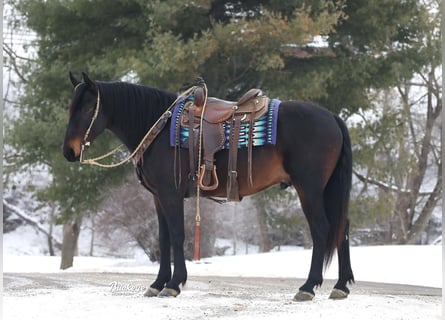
[198, 163, 219, 191]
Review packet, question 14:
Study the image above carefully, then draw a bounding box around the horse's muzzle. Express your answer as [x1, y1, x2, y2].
[63, 145, 79, 162]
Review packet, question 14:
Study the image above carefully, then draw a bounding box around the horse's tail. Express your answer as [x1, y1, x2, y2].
[323, 115, 352, 267]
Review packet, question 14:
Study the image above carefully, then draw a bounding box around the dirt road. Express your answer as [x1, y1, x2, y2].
[3, 272, 442, 320]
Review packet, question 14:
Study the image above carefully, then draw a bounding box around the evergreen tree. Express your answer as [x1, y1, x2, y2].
[6, 0, 440, 260]
[8, 0, 344, 262]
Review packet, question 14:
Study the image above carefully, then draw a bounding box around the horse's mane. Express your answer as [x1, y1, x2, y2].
[96, 81, 177, 148]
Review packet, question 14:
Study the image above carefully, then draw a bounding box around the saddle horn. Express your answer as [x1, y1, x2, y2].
[193, 77, 207, 109]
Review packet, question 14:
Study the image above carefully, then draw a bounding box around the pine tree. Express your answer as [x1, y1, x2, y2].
[7, 0, 439, 261]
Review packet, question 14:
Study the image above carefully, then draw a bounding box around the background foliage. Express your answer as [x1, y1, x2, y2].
[3, 0, 442, 260]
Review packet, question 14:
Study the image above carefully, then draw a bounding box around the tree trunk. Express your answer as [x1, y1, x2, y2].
[302, 220, 312, 249]
[256, 207, 272, 253]
[404, 166, 442, 244]
[231, 203, 238, 255]
[47, 204, 55, 256]
[89, 214, 95, 256]
[60, 216, 82, 270]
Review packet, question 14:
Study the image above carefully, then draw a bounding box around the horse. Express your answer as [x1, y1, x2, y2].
[63, 72, 354, 301]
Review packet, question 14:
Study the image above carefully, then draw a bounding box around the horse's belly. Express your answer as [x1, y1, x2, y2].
[204, 145, 290, 198]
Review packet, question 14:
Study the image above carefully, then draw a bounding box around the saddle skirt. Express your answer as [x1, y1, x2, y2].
[170, 97, 280, 149]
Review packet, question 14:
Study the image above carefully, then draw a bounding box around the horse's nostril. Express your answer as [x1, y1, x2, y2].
[63, 137, 82, 162]
[63, 147, 77, 162]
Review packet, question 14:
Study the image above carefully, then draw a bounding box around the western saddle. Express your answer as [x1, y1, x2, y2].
[179, 84, 270, 201]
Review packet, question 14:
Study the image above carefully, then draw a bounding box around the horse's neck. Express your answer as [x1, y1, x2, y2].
[102, 83, 175, 152]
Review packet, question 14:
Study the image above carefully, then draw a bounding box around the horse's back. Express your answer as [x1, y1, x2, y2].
[277, 100, 341, 134]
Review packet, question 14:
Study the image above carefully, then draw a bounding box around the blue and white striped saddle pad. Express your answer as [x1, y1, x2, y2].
[170, 98, 281, 149]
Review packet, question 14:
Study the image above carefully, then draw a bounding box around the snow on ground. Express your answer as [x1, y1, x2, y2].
[3, 273, 441, 320]
[3, 245, 442, 288]
[3, 245, 443, 320]
[2, 229, 443, 320]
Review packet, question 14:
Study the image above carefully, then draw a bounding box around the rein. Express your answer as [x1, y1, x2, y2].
[193, 82, 208, 261]
[78, 86, 197, 168]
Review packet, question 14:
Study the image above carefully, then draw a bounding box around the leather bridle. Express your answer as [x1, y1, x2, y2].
[74, 83, 197, 168]
[79, 86, 101, 163]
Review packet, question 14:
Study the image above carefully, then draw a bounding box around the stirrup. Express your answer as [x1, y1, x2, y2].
[198, 164, 219, 190]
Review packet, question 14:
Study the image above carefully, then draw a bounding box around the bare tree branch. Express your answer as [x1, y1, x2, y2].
[3, 43, 30, 84]
[353, 169, 432, 196]
[3, 199, 63, 250]
[3, 42, 36, 62]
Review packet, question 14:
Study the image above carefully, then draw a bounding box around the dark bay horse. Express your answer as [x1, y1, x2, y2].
[63, 72, 354, 301]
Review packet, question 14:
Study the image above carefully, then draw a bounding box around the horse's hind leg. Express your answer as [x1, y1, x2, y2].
[330, 220, 354, 299]
[293, 185, 329, 301]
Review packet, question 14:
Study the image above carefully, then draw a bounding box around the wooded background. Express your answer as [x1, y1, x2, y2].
[3, 0, 442, 267]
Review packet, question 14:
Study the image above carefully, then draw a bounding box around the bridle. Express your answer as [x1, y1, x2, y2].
[74, 83, 199, 168]
[78, 84, 101, 163]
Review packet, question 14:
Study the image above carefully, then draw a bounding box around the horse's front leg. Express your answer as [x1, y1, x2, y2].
[145, 197, 172, 297]
[156, 194, 187, 297]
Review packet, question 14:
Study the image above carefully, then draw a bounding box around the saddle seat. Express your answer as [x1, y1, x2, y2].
[192, 88, 268, 124]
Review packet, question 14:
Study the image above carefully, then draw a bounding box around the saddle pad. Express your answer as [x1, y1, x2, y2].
[170, 97, 281, 149]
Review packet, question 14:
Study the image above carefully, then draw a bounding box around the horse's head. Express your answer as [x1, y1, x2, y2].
[63, 72, 107, 162]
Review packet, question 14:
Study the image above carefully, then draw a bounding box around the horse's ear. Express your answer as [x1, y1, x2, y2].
[69, 71, 80, 87]
[82, 72, 97, 90]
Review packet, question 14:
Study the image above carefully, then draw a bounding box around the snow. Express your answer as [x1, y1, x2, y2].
[2, 215, 443, 320]
[3, 245, 442, 287]
[3, 245, 442, 320]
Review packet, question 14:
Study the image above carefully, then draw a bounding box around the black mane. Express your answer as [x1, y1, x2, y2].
[96, 81, 177, 150]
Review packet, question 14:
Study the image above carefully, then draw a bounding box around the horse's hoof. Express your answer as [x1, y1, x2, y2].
[158, 287, 180, 298]
[144, 287, 160, 297]
[329, 288, 349, 300]
[293, 290, 315, 302]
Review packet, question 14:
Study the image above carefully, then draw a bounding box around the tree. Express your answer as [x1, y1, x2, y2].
[7, 0, 440, 262]
[325, 0, 435, 112]
[8, 0, 346, 264]
[252, 186, 311, 252]
[347, 0, 441, 244]
[7, 0, 134, 268]
[119, 1, 346, 100]
[250, 0, 442, 247]
[351, 71, 441, 244]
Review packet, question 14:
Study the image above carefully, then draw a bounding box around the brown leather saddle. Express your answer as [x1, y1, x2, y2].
[179, 86, 270, 201]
